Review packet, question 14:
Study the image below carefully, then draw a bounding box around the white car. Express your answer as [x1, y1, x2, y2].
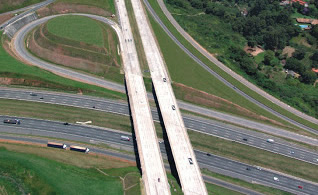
[267, 139, 274, 143]
[273, 177, 279, 181]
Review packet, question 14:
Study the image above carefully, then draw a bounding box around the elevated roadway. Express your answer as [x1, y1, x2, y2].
[0, 88, 317, 164]
[12, 16, 318, 143]
[0, 116, 317, 195]
[115, 0, 170, 194]
[142, 0, 318, 133]
[130, 0, 207, 194]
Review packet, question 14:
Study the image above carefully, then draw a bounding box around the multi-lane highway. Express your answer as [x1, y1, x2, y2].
[142, 0, 318, 133]
[0, 116, 317, 195]
[11, 14, 318, 143]
[1, 88, 317, 165]
[0, 134, 263, 195]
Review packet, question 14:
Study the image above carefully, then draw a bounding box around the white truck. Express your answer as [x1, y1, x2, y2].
[267, 139, 274, 143]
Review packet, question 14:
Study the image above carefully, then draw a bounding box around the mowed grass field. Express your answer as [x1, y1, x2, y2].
[146, 0, 318, 130]
[55, 0, 116, 14]
[0, 32, 126, 100]
[47, 15, 105, 47]
[0, 142, 139, 194]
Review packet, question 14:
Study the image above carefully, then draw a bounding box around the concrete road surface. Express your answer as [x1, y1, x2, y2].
[0, 88, 317, 165]
[0, 116, 317, 195]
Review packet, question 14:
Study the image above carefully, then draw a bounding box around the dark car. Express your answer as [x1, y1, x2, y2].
[243, 138, 248, 141]
[246, 167, 251, 171]
[206, 153, 211, 156]
[63, 122, 69, 125]
[30, 93, 37, 96]
[298, 186, 303, 189]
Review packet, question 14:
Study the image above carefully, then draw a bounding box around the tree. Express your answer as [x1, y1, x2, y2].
[301, 71, 317, 84]
[292, 50, 305, 60]
[263, 50, 275, 65]
[285, 58, 306, 75]
[311, 25, 318, 39]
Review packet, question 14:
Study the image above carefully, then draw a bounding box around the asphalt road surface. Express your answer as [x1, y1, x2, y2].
[11, 14, 318, 141]
[1, 88, 317, 166]
[0, 134, 263, 195]
[0, 0, 55, 29]
[0, 117, 317, 195]
[142, 0, 318, 133]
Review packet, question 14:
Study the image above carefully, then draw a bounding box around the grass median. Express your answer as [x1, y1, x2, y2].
[145, 0, 318, 131]
[2, 98, 317, 183]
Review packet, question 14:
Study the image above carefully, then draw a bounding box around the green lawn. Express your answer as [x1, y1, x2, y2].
[146, 0, 318, 130]
[0, 0, 43, 13]
[55, 0, 116, 14]
[47, 15, 104, 47]
[0, 146, 124, 194]
[0, 32, 126, 100]
[206, 182, 243, 195]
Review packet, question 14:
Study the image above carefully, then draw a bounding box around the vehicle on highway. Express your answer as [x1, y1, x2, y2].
[159, 140, 164, 144]
[120, 136, 130, 141]
[40, 97, 44, 99]
[70, 145, 89, 153]
[255, 166, 262, 170]
[273, 177, 279, 181]
[163, 78, 167, 82]
[290, 151, 295, 154]
[3, 119, 20, 125]
[267, 139, 274, 143]
[63, 122, 69, 125]
[30, 92, 37, 96]
[206, 153, 211, 156]
[298, 185, 303, 189]
[243, 138, 248, 141]
[47, 142, 67, 149]
[246, 167, 250, 171]
[188, 158, 193, 164]
[172, 105, 176, 110]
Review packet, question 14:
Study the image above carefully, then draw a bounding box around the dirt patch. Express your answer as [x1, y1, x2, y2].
[37, 2, 113, 18]
[174, 83, 286, 127]
[244, 45, 264, 56]
[282, 46, 295, 58]
[0, 13, 13, 25]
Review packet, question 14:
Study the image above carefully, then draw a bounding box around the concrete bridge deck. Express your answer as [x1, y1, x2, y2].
[116, 0, 170, 194]
[130, 0, 208, 194]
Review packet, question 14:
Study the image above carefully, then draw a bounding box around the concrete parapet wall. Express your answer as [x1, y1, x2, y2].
[4, 12, 38, 38]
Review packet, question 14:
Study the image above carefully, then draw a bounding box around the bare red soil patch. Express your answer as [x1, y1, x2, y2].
[244, 45, 264, 56]
[37, 2, 113, 18]
[0, 13, 13, 25]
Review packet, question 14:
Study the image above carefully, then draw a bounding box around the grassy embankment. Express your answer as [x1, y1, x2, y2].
[0, 140, 241, 195]
[2, 98, 317, 184]
[146, 0, 318, 131]
[0, 142, 138, 194]
[28, 15, 124, 83]
[0, 0, 43, 13]
[0, 32, 126, 100]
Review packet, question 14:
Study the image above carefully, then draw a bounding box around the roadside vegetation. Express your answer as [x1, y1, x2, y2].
[0, 142, 138, 194]
[164, 0, 318, 119]
[27, 15, 124, 83]
[0, 32, 126, 100]
[145, 0, 318, 130]
[2, 99, 317, 183]
[0, 0, 43, 14]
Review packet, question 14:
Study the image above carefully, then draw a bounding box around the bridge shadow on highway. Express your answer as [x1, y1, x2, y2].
[124, 79, 182, 188]
[124, 79, 142, 175]
[152, 83, 182, 187]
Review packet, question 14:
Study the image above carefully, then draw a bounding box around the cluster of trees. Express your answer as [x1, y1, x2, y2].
[293, 0, 318, 18]
[166, 0, 318, 117]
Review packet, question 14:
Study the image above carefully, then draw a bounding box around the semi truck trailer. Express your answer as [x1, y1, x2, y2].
[47, 142, 67, 149]
[3, 119, 20, 124]
[70, 145, 89, 153]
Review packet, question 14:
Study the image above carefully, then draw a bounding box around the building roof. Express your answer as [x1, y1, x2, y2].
[292, 0, 307, 5]
[312, 68, 318, 73]
[296, 18, 318, 25]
